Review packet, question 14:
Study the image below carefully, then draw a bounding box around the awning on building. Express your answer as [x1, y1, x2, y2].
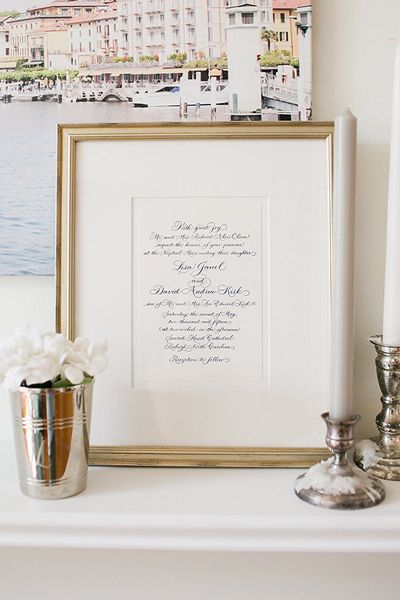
[21, 60, 45, 68]
[0, 58, 18, 71]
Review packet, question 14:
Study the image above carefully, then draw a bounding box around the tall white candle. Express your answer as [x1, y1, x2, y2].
[383, 43, 400, 347]
[331, 109, 357, 420]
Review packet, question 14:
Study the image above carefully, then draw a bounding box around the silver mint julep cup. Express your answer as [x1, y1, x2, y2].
[10, 382, 93, 499]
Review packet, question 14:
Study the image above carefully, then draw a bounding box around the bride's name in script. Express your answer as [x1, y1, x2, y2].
[173, 260, 226, 277]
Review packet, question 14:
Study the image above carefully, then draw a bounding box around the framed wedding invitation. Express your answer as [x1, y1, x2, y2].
[133, 195, 266, 385]
[57, 122, 333, 467]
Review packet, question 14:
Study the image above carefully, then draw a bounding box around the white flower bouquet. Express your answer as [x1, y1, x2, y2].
[0, 325, 107, 391]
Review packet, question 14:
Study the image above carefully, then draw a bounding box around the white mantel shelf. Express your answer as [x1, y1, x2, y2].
[1, 441, 400, 553]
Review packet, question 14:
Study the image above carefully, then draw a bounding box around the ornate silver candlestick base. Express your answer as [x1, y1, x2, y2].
[295, 413, 385, 509]
[354, 335, 400, 480]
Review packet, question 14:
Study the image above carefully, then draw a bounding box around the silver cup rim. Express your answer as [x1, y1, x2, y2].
[17, 381, 93, 393]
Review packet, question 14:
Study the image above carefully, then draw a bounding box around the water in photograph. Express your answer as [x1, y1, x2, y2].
[0, 101, 229, 276]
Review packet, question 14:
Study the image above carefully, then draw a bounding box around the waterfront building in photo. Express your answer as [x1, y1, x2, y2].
[116, 0, 229, 62]
[28, 24, 70, 68]
[270, 0, 312, 59]
[0, 16, 11, 58]
[272, 0, 298, 55]
[258, 0, 273, 29]
[0, 16, 16, 70]
[227, 0, 272, 29]
[7, 0, 112, 60]
[68, 4, 119, 67]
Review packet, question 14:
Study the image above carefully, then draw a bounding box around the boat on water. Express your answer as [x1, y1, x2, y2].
[127, 82, 229, 108]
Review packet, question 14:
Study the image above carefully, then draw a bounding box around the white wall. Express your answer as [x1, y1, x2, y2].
[0, 278, 54, 438]
[0, 0, 399, 442]
[313, 0, 398, 435]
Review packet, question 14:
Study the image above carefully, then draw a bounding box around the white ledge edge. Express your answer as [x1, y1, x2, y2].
[1, 514, 400, 552]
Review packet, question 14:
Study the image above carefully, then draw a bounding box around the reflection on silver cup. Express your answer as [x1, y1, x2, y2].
[10, 383, 93, 499]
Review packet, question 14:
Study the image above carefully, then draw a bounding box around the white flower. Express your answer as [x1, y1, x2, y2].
[0, 326, 108, 390]
[61, 337, 108, 385]
[0, 325, 68, 391]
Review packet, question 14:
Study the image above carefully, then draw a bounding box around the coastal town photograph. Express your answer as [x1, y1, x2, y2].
[0, 0, 312, 275]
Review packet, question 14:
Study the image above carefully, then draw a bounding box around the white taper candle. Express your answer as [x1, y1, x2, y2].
[383, 43, 400, 347]
[331, 109, 357, 420]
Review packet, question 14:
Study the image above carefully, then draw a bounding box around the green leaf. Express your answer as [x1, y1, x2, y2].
[52, 376, 93, 388]
[51, 379, 73, 388]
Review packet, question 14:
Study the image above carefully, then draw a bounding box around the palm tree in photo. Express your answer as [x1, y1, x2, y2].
[261, 29, 279, 51]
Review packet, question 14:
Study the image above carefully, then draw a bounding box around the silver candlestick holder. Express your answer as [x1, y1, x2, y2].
[295, 412, 385, 509]
[354, 335, 400, 480]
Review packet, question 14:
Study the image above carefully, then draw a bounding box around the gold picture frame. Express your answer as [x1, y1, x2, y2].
[57, 121, 333, 467]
